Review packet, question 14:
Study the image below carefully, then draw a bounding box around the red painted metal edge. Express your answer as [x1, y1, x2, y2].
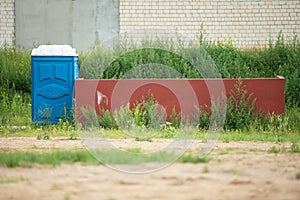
[75, 78, 285, 124]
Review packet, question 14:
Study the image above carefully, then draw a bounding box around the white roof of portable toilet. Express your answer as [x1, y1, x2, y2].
[31, 45, 78, 56]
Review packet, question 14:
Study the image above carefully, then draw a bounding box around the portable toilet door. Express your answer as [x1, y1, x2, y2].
[31, 45, 79, 123]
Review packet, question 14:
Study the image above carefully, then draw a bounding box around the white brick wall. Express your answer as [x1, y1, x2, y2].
[1, 0, 299, 48]
[0, 0, 15, 46]
[120, 0, 300, 48]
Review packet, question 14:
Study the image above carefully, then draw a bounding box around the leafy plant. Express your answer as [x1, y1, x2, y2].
[159, 122, 177, 138]
[131, 91, 163, 129]
[169, 108, 181, 129]
[98, 109, 118, 129]
[195, 104, 211, 130]
[225, 80, 256, 130]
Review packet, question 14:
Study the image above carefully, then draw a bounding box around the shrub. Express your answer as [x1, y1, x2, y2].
[98, 109, 118, 129]
[83, 92, 166, 130]
[169, 108, 181, 129]
[194, 80, 256, 131]
[225, 80, 256, 130]
[0, 45, 31, 94]
[79, 45, 114, 79]
[104, 48, 200, 79]
[131, 91, 165, 129]
[195, 105, 210, 130]
[79, 32, 300, 106]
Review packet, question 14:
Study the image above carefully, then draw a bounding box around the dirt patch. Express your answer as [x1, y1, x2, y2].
[0, 137, 293, 152]
[0, 137, 299, 200]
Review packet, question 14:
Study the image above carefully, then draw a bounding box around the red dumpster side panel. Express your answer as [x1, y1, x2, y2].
[75, 78, 285, 125]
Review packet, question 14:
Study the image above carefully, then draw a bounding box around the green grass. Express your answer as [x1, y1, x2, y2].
[289, 143, 300, 153]
[216, 147, 240, 155]
[0, 45, 31, 93]
[218, 130, 300, 143]
[89, 150, 210, 165]
[51, 183, 63, 190]
[0, 121, 299, 144]
[202, 166, 209, 173]
[226, 168, 245, 176]
[79, 115, 299, 142]
[65, 193, 71, 200]
[267, 143, 300, 153]
[0, 175, 29, 184]
[0, 120, 78, 138]
[134, 137, 153, 142]
[0, 92, 31, 126]
[177, 153, 211, 163]
[296, 172, 300, 180]
[1, 125, 299, 143]
[0, 150, 100, 167]
[125, 148, 143, 153]
[0, 150, 210, 168]
[267, 146, 286, 154]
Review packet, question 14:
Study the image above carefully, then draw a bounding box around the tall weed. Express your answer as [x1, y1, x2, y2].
[0, 45, 31, 93]
[225, 80, 256, 130]
[0, 91, 31, 126]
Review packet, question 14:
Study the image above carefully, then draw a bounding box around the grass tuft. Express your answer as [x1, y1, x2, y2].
[0, 150, 101, 168]
[178, 154, 211, 163]
[296, 172, 300, 180]
[0, 150, 211, 167]
[267, 144, 300, 154]
[202, 166, 209, 173]
[0, 175, 29, 184]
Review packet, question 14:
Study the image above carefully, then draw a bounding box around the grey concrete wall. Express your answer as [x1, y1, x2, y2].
[0, 0, 15, 46]
[15, 0, 119, 52]
[15, 0, 72, 46]
[96, 0, 119, 43]
[72, 0, 97, 52]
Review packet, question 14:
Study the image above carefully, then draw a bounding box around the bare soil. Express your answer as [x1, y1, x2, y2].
[0, 137, 299, 200]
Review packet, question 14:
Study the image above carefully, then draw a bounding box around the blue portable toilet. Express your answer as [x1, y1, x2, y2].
[31, 45, 79, 123]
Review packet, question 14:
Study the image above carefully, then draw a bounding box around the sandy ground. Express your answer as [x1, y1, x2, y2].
[0, 137, 299, 200]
